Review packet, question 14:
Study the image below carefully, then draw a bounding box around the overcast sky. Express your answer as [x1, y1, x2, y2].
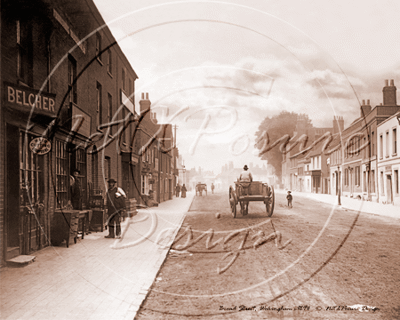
[92, 0, 400, 174]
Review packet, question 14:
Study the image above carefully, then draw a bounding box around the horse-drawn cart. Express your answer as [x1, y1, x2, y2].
[229, 181, 275, 218]
[196, 183, 207, 196]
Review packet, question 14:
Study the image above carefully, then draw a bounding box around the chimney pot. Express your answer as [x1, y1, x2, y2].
[362, 99, 365, 105]
[141, 93, 144, 99]
[146, 93, 149, 99]
[367, 99, 370, 105]
[390, 79, 395, 86]
[385, 79, 389, 86]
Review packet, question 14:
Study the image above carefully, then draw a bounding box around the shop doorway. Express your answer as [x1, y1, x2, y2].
[387, 175, 393, 204]
[6, 125, 48, 259]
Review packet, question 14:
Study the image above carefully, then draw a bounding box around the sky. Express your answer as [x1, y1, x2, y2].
[92, 0, 400, 174]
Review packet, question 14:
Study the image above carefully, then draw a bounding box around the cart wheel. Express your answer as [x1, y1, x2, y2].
[229, 186, 237, 218]
[265, 185, 275, 217]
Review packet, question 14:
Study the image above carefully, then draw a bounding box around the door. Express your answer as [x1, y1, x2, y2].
[6, 125, 20, 259]
[387, 175, 393, 204]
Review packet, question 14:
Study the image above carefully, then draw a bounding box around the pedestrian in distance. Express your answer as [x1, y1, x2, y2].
[211, 183, 215, 194]
[105, 178, 126, 239]
[181, 184, 187, 198]
[286, 191, 293, 208]
[175, 184, 181, 197]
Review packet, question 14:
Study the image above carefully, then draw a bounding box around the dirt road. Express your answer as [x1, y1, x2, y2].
[136, 191, 400, 319]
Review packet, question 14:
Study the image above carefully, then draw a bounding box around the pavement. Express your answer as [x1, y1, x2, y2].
[0, 192, 195, 320]
[276, 189, 400, 219]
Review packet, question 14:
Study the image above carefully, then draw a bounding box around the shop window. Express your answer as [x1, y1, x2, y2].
[55, 140, 68, 208]
[380, 171, 384, 195]
[363, 171, 367, 192]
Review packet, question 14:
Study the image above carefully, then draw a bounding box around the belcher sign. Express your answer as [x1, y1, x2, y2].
[4, 82, 56, 115]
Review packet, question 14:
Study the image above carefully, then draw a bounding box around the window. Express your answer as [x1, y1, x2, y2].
[372, 131, 375, 156]
[355, 166, 360, 186]
[96, 82, 102, 127]
[107, 93, 112, 134]
[55, 140, 68, 208]
[386, 131, 390, 157]
[104, 157, 110, 181]
[363, 171, 367, 192]
[370, 170, 375, 193]
[344, 168, 348, 186]
[122, 108, 126, 144]
[393, 128, 397, 155]
[395, 170, 399, 194]
[379, 134, 383, 158]
[17, 20, 32, 85]
[96, 32, 102, 62]
[68, 55, 77, 104]
[107, 49, 112, 74]
[122, 68, 126, 91]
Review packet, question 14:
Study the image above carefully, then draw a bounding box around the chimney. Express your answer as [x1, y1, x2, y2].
[333, 116, 344, 134]
[361, 99, 371, 117]
[383, 79, 397, 106]
[139, 92, 151, 115]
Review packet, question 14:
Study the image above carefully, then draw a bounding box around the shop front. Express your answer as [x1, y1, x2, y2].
[3, 83, 56, 260]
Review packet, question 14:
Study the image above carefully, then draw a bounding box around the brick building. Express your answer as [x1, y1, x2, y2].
[0, 0, 139, 265]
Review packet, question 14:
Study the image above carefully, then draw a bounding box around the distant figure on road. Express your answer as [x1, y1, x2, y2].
[211, 183, 215, 194]
[181, 184, 187, 198]
[286, 191, 293, 208]
[175, 184, 181, 197]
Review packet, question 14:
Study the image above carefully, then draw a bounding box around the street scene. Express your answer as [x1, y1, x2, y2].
[137, 190, 400, 320]
[1, 0, 400, 320]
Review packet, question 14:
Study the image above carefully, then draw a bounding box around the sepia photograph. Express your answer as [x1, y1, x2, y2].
[0, 0, 399, 319]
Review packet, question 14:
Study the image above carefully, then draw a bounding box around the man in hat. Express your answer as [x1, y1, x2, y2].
[239, 165, 253, 196]
[71, 169, 82, 210]
[105, 178, 126, 238]
[286, 191, 293, 208]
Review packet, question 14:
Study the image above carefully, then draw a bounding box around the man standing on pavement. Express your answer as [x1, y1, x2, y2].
[71, 169, 82, 210]
[105, 178, 126, 239]
[175, 184, 181, 197]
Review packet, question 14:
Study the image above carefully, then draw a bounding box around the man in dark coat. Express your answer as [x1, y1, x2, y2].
[175, 184, 181, 197]
[105, 179, 126, 238]
[71, 169, 82, 210]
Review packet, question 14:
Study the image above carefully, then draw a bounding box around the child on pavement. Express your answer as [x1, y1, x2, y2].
[286, 191, 293, 208]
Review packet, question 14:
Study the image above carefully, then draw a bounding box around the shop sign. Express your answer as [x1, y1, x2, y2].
[4, 82, 56, 116]
[29, 137, 51, 155]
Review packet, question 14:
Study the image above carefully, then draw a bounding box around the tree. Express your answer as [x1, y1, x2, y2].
[254, 111, 313, 181]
